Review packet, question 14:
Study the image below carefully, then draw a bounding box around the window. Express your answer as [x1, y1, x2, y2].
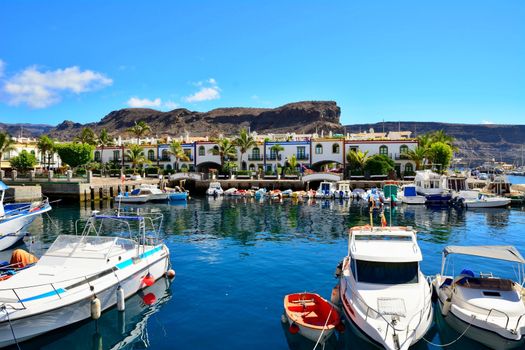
[400, 145, 409, 155]
[198, 146, 205, 156]
[166, 164, 172, 171]
[161, 149, 169, 161]
[252, 147, 260, 158]
[332, 143, 340, 154]
[3, 152, 10, 160]
[297, 146, 306, 159]
[113, 150, 120, 161]
[405, 163, 414, 173]
[315, 144, 323, 154]
[270, 148, 277, 159]
[379, 145, 388, 156]
[356, 260, 419, 284]
[148, 150, 155, 161]
[94, 151, 101, 161]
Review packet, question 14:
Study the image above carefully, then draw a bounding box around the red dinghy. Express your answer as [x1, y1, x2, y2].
[284, 292, 342, 344]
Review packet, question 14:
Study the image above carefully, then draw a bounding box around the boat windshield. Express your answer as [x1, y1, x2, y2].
[356, 260, 419, 284]
[45, 235, 135, 259]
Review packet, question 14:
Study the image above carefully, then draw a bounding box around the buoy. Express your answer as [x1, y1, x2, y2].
[142, 273, 155, 287]
[288, 323, 300, 334]
[165, 269, 176, 279]
[335, 322, 345, 333]
[91, 296, 101, 320]
[116, 286, 125, 311]
[330, 284, 341, 306]
[142, 292, 157, 305]
[442, 297, 452, 316]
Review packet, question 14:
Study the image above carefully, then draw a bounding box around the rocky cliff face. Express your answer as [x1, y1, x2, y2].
[45, 101, 342, 139]
[0, 123, 54, 137]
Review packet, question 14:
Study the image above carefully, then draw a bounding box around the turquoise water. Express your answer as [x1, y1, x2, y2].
[5, 198, 525, 349]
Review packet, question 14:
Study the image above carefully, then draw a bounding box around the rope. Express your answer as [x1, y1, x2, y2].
[421, 315, 475, 347]
[312, 305, 334, 350]
[1, 305, 22, 350]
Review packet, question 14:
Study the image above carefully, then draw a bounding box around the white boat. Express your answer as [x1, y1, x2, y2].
[334, 181, 351, 199]
[206, 182, 224, 196]
[414, 170, 452, 205]
[351, 188, 365, 200]
[315, 181, 336, 199]
[224, 188, 237, 196]
[339, 225, 433, 350]
[0, 211, 171, 347]
[456, 190, 511, 208]
[401, 184, 426, 205]
[0, 181, 52, 251]
[432, 246, 525, 349]
[115, 184, 168, 203]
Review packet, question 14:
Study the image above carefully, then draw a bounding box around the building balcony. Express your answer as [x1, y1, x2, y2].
[266, 154, 282, 161]
[296, 154, 309, 160]
[248, 155, 263, 161]
[394, 153, 410, 160]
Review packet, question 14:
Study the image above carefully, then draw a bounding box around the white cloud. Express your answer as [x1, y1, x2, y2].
[2, 65, 112, 108]
[184, 78, 221, 103]
[482, 120, 494, 125]
[127, 97, 162, 108]
[127, 97, 179, 110]
[0, 59, 5, 78]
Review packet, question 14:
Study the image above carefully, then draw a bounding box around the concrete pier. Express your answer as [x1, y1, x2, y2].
[5, 185, 43, 202]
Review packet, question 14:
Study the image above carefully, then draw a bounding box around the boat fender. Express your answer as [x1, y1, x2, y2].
[142, 273, 155, 287]
[288, 322, 300, 334]
[143, 292, 157, 305]
[442, 297, 452, 316]
[330, 284, 341, 306]
[165, 269, 176, 279]
[91, 296, 101, 320]
[116, 286, 125, 311]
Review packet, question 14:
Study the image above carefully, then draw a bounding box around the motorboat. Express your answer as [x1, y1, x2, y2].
[254, 188, 267, 199]
[284, 292, 342, 344]
[315, 181, 336, 199]
[0, 181, 52, 251]
[432, 245, 525, 349]
[206, 182, 224, 196]
[401, 185, 426, 205]
[168, 191, 188, 201]
[338, 225, 433, 350]
[334, 181, 351, 199]
[414, 170, 452, 205]
[351, 188, 365, 200]
[281, 189, 293, 198]
[455, 190, 511, 208]
[0, 211, 171, 347]
[115, 184, 168, 203]
[223, 188, 237, 196]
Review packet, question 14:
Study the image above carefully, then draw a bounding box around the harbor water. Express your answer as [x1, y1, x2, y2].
[4, 197, 525, 350]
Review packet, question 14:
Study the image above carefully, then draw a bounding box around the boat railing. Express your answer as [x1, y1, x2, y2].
[347, 279, 432, 339]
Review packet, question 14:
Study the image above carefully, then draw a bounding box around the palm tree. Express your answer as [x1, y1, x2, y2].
[346, 149, 369, 173]
[233, 128, 256, 170]
[417, 133, 432, 150]
[126, 144, 148, 174]
[97, 128, 113, 175]
[168, 140, 189, 171]
[430, 130, 458, 152]
[288, 154, 298, 174]
[270, 144, 284, 174]
[37, 135, 55, 170]
[209, 138, 237, 170]
[0, 132, 15, 167]
[75, 127, 96, 145]
[127, 121, 151, 144]
[405, 146, 428, 170]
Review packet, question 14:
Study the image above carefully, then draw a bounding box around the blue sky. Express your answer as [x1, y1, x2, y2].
[0, 1, 524, 126]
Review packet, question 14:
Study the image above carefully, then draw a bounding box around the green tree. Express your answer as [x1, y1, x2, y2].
[428, 142, 453, 173]
[97, 128, 113, 164]
[364, 154, 395, 175]
[430, 129, 458, 152]
[168, 140, 189, 171]
[233, 128, 256, 170]
[405, 146, 428, 170]
[417, 133, 432, 150]
[75, 127, 97, 145]
[270, 144, 284, 174]
[127, 121, 151, 143]
[126, 144, 148, 174]
[55, 143, 95, 169]
[346, 149, 370, 175]
[209, 138, 237, 170]
[10, 150, 37, 172]
[0, 132, 15, 165]
[37, 135, 56, 170]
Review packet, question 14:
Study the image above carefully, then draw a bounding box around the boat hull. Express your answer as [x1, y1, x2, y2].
[0, 214, 36, 251]
[424, 193, 452, 206]
[402, 196, 426, 205]
[465, 199, 511, 208]
[0, 248, 170, 347]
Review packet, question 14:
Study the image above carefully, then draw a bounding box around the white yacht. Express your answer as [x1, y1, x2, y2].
[206, 182, 224, 196]
[334, 181, 351, 199]
[339, 226, 433, 350]
[414, 170, 452, 205]
[401, 184, 426, 205]
[0, 211, 171, 347]
[432, 245, 525, 349]
[456, 190, 511, 208]
[315, 181, 336, 199]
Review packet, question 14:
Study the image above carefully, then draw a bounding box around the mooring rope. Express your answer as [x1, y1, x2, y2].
[312, 305, 334, 350]
[1, 305, 21, 350]
[421, 315, 475, 347]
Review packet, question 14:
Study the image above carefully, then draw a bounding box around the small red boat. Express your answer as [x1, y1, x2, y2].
[284, 292, 342, 344]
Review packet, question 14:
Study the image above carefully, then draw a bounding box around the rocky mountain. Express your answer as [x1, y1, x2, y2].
[344, 121, 525, 166]
[46, 101, 343, 139]
[0, 123, 53, 137]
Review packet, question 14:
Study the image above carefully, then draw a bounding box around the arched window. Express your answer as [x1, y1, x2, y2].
[198, 145, 205, 156]
[251, 147, 260, 160]
[166, 164, 172, 171]
[148, 150, 155, 161]
[249, 164, 255, 171]
[161, 149, 169, 161]
[332, 143, 340, 154]
[94, 151, 101, 161]
[379, 145, 388, 156]
[400, 145, 409, 155]
[315, 144, 323, 154]
[405, 163, 414, 173]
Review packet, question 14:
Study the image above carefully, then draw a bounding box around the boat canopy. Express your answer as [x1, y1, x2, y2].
[0, 181, 8, 191]
[443, 245, 525, 263]
[404, 186, 416, 196]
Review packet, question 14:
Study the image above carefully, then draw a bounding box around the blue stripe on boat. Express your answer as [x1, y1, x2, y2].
[20, 288, 65, 302]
